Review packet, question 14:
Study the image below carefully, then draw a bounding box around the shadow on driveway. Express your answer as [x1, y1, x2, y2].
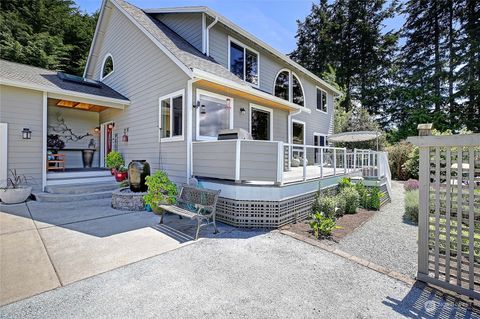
[383, 281, 480, 318]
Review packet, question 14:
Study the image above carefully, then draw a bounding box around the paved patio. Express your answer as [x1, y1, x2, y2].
[0, 199, 235, 306]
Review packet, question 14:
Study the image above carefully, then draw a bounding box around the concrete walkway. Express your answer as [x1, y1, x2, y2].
[0, 199, 235, 306]
[1, 232, 478, 318]
[337, 181, 418, 278]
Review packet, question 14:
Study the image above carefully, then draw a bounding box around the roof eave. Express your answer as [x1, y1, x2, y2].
[0, 78, 130, 107]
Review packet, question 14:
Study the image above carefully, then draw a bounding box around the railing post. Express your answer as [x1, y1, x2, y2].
[276, 142, 283, 185]
[303, 145, 307, 181]
[333, 149, 337, 176]
[343, 148, 347, 174]
[320, 147, 324, 178]
[353, 149, 357, 171]
[235, 139, 241, 183]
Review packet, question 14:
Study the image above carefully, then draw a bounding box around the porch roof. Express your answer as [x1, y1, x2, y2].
[0, 59, 129, 108]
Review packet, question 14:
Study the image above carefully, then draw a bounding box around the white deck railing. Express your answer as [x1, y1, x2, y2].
[192, 140, 389, 186]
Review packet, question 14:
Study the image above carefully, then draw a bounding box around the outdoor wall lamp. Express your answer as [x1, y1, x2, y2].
[225, 98, 232, 109]
[94, 126, 100, 133]
[22, 128, 32, 139]
[240, 107, 246, 115]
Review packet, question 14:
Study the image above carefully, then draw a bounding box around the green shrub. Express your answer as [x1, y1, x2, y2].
[338, 177, 352, 191]
[334, 194, 347, 216]
[385, 140, 414, 180]
[316, 196, 337, 218]
[368, 186, 383, 210]
[404, 190, 419, 224]
[105, 151, 124, 170]
[309, 211, 341, 238]
[355, 181, 369, 208]
[143, 170, 178, 208]
[339, 187, 360, 214]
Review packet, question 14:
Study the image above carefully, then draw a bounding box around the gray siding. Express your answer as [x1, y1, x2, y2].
[192, 141, 236, 179]
[91, 6, 190, 184]
[0, 85, 43, 191]
[154, 13, 203, 52]
[239, 141, 279, 182]
[192, 86, 288, 142]
[207, 22, 334, 142]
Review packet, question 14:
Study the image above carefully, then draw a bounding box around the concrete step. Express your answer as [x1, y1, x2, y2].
[33, 190, 115, 202]
[45, 182, 119, 195]
[47, 170, 111, 180]
[46, 176, 116, 186]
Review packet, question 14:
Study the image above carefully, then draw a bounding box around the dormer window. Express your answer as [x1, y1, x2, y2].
[274, 70, 304, 106]
[228, 37, 259, 86]
[101, 54, 114, 80]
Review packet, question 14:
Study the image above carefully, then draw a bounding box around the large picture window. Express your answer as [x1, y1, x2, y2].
[159, 90, 184, 141]
[316, 88, 327, 112]
[250, 104, 272, 141]
[229, 37, 259, 86]
[196, 90, 233, 140]
[274, 70, 304, 106]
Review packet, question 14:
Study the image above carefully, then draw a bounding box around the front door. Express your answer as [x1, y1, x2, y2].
[100, 122, 114, 166]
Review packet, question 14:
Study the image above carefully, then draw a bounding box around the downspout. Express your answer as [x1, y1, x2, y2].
[205, 16, 218, 56]
[186, 78, 193, 184]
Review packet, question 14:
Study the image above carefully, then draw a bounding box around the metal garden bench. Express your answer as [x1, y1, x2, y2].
[158, 185, 221, 240]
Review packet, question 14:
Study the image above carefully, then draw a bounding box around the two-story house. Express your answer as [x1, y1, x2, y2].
[2, 0, 384, 228]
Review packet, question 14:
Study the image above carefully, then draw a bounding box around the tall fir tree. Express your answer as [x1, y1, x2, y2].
[0, 0, 97, 75]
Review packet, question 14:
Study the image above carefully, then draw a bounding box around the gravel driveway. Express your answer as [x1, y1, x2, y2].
[337, 180, 418, 278]
[2, 231, 477, 319]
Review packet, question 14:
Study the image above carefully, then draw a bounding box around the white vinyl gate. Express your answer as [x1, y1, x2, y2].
[409, 134, 480, 300]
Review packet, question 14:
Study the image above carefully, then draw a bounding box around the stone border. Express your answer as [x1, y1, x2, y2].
[279, 229, 480, 310]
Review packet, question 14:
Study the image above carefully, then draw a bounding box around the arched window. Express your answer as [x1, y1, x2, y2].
[292, 73, 304, 106]
[274, 70, 305, 106]
[101, 54, 114, 80]
[274, 70, 290, 101]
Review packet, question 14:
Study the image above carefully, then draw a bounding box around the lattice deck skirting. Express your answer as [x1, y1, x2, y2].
[215, 182, 390, 229]
[216, 191, 317, 228]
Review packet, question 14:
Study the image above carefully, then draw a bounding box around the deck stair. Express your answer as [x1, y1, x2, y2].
[35, 170, 118, 202]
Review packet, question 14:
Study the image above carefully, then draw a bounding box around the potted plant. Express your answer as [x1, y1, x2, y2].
[115, 165, 128, 182]
[105, 151, 124, 175]
[143, 170, 177, 214]
[0, 169, 32, 204]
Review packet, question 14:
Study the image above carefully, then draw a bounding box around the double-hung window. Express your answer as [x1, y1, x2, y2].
[316, 88, 327, 112]
[229, 37, 259, 86]
[159, 90, 184, 141]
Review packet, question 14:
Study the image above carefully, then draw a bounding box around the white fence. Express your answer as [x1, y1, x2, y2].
[409, 134, 480, 299]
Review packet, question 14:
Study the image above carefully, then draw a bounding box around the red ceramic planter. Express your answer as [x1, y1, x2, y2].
[115, 171, 128, 182]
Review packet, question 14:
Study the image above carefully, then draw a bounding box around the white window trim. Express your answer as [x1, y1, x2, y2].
[159, 89, 185, 142]
[291, 119, 306, 145]
[313, 132, 328, 146]
[273, 69, 306, 107]
[249, 103, 273, 141]
[292, 72, 306, 107]
[227, 36, 260, 88]
[100, 53, 114, 81]
[315, 86, 328, 114]
[195, 89, 234, 141]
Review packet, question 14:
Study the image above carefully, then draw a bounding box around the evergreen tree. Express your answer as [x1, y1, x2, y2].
[0, 0, 97, 75]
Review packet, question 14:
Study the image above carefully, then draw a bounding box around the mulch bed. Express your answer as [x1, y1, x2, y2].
[282, 208, 375, 244]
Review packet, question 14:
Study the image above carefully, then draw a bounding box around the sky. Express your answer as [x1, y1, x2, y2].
[76, 0, 405, 54]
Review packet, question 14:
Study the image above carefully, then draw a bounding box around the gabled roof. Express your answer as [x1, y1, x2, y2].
[103, 0, 248, 86]
[144, 6, 342, 95]
[0, 59, 129, 103]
